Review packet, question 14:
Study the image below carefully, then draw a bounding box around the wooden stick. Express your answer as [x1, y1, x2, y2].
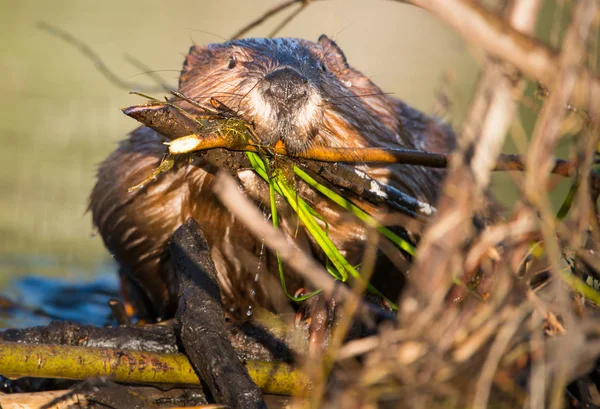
[230, 0, 313, 40]
[0, 342, 306, 396]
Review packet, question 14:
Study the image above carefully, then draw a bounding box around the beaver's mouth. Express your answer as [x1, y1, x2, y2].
[254, 66, 321, 154]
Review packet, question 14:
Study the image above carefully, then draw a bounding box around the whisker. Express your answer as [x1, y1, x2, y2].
[183, 68, 244, 93]
[171, 90, 219, 116]
[324, 92, 394, 100]
[123, 55, 175, 92]
[180, 91, 248, 99]
[184, 28, 228, 42]
[233, 77, 266, 114]
[128, 69, 182, 78]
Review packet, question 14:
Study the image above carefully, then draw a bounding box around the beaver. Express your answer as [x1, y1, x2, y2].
[90, 35, 455, 321]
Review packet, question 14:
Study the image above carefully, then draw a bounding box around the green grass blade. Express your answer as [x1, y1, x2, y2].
[247, 152, 396, 308]
[294, 166, 415, 255]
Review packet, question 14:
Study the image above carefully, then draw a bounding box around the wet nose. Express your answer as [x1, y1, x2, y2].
[261, 67, 309, 104]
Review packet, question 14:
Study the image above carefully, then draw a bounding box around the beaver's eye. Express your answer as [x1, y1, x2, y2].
[228, 57, 237, 69]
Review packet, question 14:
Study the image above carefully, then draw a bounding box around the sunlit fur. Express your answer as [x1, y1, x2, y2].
[90, 36, 455, 321]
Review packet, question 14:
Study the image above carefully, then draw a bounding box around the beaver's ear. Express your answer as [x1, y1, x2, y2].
[179, 44, 215, 87]
[317, 35, 349, 69]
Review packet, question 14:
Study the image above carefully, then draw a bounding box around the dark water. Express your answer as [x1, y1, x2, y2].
[0, 263, 119, 329]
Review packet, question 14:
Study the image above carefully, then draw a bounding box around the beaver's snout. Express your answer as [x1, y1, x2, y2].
[260, 67, 310, 106]
[251, 64, 320, 153]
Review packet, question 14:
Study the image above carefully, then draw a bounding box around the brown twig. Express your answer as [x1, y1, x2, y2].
[213, 171, 346, 300]
[519, 2, 598, 408]
[123, 54, 171, 92]
[166, 129, 580, 178]
[213, 171, 394, 323]
[472, 305, 530, 409]
[267, 1, 312, 38]
[455, 0, 540, 314]
[230, 0, 314, 40]
[38, 22, 170, 92]
[407, 0, 543, 309]
[0, 390, 88, 409]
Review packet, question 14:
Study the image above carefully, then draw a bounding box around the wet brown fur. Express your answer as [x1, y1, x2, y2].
[90, 36, 455, 320]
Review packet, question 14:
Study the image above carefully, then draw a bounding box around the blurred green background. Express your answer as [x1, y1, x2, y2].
[0, 0, 513, 286]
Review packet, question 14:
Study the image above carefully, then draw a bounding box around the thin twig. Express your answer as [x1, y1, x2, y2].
[38, 22, 169, 92]
[451, 0, 542, 301]
[213, 171, 392, 324]
[123, 54, 172, 92]
[472, 305, 529, 409]
[213, 171, 346, 300]
[517, 2, 598, 408]
[230, 0, 313, 40]
[267, 1, 311, 38]
[166, 129, 579, 177]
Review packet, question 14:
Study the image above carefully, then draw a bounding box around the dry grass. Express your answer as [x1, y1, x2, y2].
[215, 1, 600, 408]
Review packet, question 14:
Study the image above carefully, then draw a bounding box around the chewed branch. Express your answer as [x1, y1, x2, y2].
[124, 94, 585, 182]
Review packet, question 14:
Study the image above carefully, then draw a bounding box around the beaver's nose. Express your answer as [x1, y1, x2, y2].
[261, 67, 309, 104]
